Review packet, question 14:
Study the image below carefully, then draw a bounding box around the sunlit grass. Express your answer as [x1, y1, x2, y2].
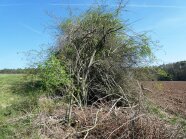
[0, 74, 25, 110]
[0, 74, 41, 138]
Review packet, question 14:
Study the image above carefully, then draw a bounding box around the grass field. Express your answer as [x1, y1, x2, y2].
[0, 74, 24, 110]
[0, 74, 41, 138]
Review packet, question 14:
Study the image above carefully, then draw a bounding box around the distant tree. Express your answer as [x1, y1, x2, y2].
[159, 61, 186, 81]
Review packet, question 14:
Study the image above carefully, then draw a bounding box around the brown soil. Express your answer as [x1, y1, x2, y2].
[143, 81, 186, 117]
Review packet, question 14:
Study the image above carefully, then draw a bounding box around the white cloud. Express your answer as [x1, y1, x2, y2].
[127, 4, 186, 9]
[19, 23, 43, 35]
[1, 3, 185, 9]
[49, 3, 91, 6]
[49, 3, 186, 9]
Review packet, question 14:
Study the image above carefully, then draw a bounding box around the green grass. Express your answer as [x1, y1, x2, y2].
[0, 74, 42, 138]
[146, 100, 186, 132]
[0, 74, 24, 110]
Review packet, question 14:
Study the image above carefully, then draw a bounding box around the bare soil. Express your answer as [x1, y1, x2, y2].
[143, 81, 186, 117]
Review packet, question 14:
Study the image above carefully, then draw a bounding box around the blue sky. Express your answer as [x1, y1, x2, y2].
[0, 0, 186, 69]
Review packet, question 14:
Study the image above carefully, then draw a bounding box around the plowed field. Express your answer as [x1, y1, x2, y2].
[143, 81, 186, 117]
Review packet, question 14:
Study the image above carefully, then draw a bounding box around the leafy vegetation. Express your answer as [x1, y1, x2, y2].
[37, 55, 71, 94]
[159, 61, 186, 81]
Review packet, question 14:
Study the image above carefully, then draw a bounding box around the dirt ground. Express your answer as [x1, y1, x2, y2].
[143, 81, 186, 118]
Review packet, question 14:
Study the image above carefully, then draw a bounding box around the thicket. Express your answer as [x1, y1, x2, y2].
[37, 7, 154, 101]
[26, 4, 185, 139]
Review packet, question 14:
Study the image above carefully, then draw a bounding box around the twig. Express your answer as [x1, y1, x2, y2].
[107, 114, 145, 139]
[77, 108, 102, 139]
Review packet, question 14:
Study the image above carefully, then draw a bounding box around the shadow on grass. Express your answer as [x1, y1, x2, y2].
[0, 77, 44, 138]
[1, 80, 44, 120]
[11, 80, 44, 97]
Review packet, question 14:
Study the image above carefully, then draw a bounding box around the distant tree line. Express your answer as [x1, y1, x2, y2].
[158, 61, 186, 81]
[2, 60, 186, 81]
[0, 68, 34, 74]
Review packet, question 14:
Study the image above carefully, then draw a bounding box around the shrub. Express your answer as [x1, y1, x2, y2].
[34, 5, 157, 125]
[50, 7, 155, 106]
[37, 55, 71, 94]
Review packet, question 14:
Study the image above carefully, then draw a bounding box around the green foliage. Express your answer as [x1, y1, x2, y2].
[133, 67, 155, 81]
[134, 67, 173, 81]
[157, 68, 167, 77]
[37, 55, 71, 93]
[159, 61, 186, 81]
[157, 68, 172, 81]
